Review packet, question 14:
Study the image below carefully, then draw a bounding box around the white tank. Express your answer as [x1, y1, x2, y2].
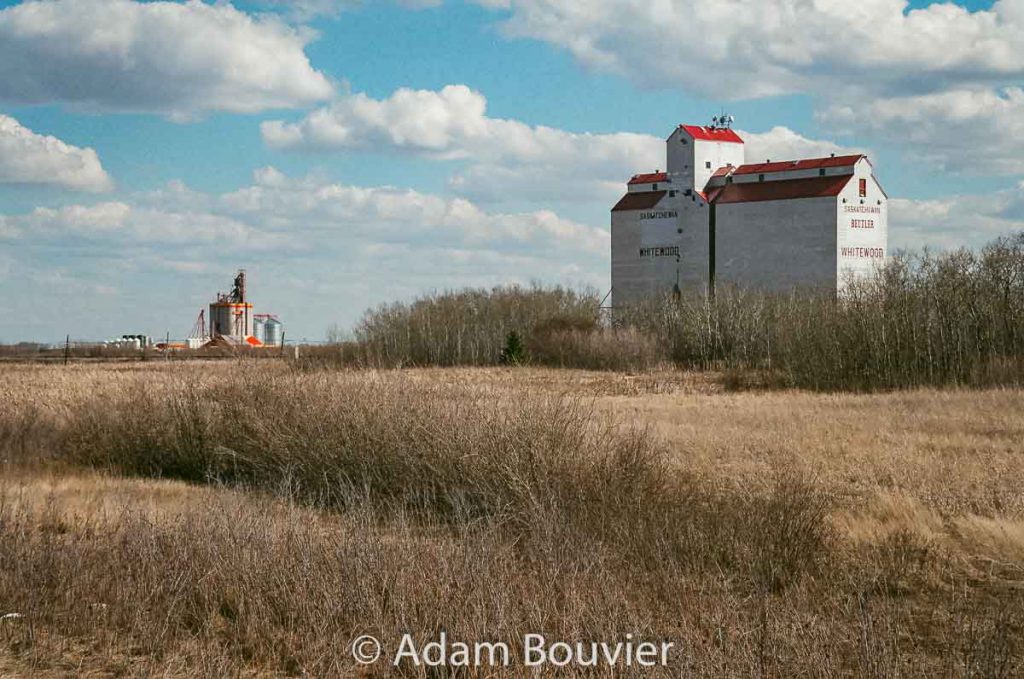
[254, 317, 266, 344]
[264, 317, 282, 346]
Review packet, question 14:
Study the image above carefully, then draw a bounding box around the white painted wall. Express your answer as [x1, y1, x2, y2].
[666, 127, 744, 193]
[611, 190, 712, 306]
[693, 139, 745, 193]
[836, 160, 888, 290]
[715, 196, 839, 291]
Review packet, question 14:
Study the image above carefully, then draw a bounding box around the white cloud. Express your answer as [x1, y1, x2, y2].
[4, 168, 608, 258]
[263, 85, 852, 203]
[257, 0, 359, 20]
[220, 166, 609, 253]
[890, 182, 1024, 250]
[820, 87, 1024, 175]
[10, 201, 290, 251]
[465, 2, 1024, 174]
[263, 84, 661, 202]
[0, 0, 333, 117]
[0, 114, 112, 191]
[262, 84, 658, 165]
[473, 0, 1024, 100]
[740, 126, 865, 165]
[258, 0, 442, 21]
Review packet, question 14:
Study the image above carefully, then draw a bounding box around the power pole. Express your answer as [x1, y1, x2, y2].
[64, 334, 70, 366]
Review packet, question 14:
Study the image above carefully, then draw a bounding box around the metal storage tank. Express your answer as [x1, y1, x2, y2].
[263, 317, 282, 346]
[253, 316, 266, 344]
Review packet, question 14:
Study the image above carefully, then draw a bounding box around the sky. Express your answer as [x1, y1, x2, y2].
[1, 0, 1023, 343]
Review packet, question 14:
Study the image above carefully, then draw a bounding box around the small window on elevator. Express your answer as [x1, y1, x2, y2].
[859, 178, 867, 197]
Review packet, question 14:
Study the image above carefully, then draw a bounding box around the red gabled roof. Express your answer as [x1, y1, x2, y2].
[628, 172, 668, 185]
[732, 154, 865, 176]
[678, 125, 744, 144]
[708, 175, 851, 204]
[612, 190, 667, 212]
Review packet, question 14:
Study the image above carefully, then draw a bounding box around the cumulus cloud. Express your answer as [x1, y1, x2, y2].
[256, 0, 359, 20]
[0, 0, 333, 117]
[263, 84, 852, 203]
[262, 85, 658, 165]
[257, 0, 441, 21]
[263, 84, 661, 202]
[0, 114, 112, 191]
[220, 166, 608, 253]
[740, 126, 865, 165]
[890, 182, 1024, 251]
[4, 168, 607, 258]
[12, 201, 290, 250]
[820, 87, 1024, 175]
[461, 1, 1024, 174]
[473, 0, 1024, 100]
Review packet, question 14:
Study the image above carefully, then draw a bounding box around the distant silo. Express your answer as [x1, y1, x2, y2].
[209, 270, 254, 341]
[263, 316, 283, 347]
[254, 316, 267, 344]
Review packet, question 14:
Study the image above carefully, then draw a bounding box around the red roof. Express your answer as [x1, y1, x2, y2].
[732, 154, 864, 176]
[612, 190, 667, 212]
[679, 125, 744, 144]
[628, 172, 668, 185]
[707, 175, 851, 204]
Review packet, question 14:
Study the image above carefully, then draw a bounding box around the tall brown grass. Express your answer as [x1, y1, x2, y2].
[1, 364, 1022, 675]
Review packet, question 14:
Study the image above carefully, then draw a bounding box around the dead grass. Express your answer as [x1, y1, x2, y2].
[1, 362, 1023, 676]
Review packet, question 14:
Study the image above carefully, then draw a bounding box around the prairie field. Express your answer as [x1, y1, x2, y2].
[1, 361, 1023, 676]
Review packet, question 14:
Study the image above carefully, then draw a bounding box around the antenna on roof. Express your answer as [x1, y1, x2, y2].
[711, 112, 735, 129]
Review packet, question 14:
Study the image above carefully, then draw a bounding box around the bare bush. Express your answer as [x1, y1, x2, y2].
[351, 284, 601, 367]
[619, 233, 1024, 390]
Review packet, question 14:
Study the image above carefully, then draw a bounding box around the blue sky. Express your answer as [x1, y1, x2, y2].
[1, 0, 1023, 342]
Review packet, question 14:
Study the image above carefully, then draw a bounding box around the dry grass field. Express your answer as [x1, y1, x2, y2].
[1, 361, 1023, 676]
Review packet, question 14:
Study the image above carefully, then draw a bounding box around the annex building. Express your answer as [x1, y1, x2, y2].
[611, 120, 888, 304]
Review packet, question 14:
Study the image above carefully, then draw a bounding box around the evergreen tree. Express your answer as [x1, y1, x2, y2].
[499, 331, 525, 365]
